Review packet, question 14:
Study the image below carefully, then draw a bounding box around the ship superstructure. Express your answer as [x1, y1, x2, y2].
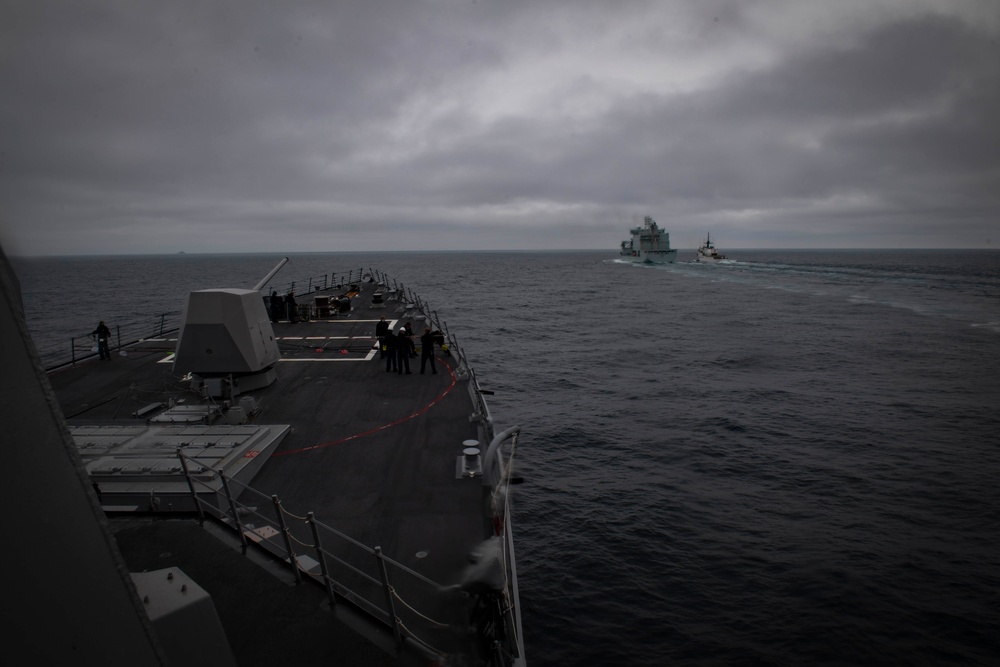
[619, 216, 678, 264]
[695, 233, 732, 263]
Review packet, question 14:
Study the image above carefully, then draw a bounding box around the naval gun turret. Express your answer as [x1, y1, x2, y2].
[173, 258, 288, 398]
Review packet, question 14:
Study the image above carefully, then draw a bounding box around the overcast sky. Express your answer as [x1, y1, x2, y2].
[1, 1, 998, 255]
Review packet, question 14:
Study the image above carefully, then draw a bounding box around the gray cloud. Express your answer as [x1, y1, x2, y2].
[1, 1, 998, 254]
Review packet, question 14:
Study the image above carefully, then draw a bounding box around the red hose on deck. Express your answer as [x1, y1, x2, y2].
[274, 357, 458, 456]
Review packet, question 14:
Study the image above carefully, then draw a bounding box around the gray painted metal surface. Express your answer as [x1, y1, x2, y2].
[34, 265, 525, 665]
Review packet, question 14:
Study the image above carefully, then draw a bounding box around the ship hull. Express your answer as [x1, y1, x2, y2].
[695, 233, 731, 263]
[619, 216, 676, 264]
[695, 251, 733, 263]
[620, 250, 678, 264]
[21, 262, 526, 667]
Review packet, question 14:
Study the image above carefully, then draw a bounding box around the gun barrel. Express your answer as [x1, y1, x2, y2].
[253, 257, 290, 292]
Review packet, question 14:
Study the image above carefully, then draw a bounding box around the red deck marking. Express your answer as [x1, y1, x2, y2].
[274, 357, 458, 456]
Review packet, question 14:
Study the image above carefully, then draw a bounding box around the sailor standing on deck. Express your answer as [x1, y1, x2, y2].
[375, 316, 389, 358]
[269, 290, 282, 323]
[384, 327, 398, 373]
[404, 321, 417, 358]
[420, 327, 437, 375]
[395, 328, 412, 375]
[91, 320, 112, 360]
[285, 290, 298, 323]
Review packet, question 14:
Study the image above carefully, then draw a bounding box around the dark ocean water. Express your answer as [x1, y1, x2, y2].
[12, 249, 1000, 666]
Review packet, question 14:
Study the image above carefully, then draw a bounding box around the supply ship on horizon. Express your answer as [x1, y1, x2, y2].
[2, 247, 526, 667]
[619, 216, 678, 264]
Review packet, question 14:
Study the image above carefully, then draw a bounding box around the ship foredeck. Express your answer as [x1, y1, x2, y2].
[46, 277, 505, 665]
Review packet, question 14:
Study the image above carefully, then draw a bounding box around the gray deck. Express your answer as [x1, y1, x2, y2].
[45, 280, 498, 664]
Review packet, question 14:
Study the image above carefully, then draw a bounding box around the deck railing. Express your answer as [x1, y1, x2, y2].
[178, 444, 524, 665]
[37, 267, 371, 372]
[38, 311, 183, 371]
[37, 263, 524, 664]
[37, 267, 479, 380]
[483, 426, 524, 665]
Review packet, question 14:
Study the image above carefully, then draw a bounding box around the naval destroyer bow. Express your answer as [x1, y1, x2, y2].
[3, 248, 526, 667]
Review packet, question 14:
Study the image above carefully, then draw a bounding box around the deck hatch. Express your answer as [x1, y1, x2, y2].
[69, 424, 290, 512]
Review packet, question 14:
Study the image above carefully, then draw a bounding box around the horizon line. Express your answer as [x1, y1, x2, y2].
[7, 246, 999, 259]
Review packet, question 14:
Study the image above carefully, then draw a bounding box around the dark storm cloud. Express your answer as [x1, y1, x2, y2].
[0, 1, 997, 254]
[385, 13, 999, 219]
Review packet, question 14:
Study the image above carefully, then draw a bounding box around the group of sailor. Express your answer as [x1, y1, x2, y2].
[376, 317, 442, 375]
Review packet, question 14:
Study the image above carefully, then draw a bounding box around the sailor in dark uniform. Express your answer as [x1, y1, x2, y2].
[285, 291, 298, 323]
[395, 329, 412, 374]
[384, 327, 398, 373]
[269, 290, 282, 323]
[420, 327, 437, 375]
[375, 316, 390, 358]
[91, 320, 111, 360]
